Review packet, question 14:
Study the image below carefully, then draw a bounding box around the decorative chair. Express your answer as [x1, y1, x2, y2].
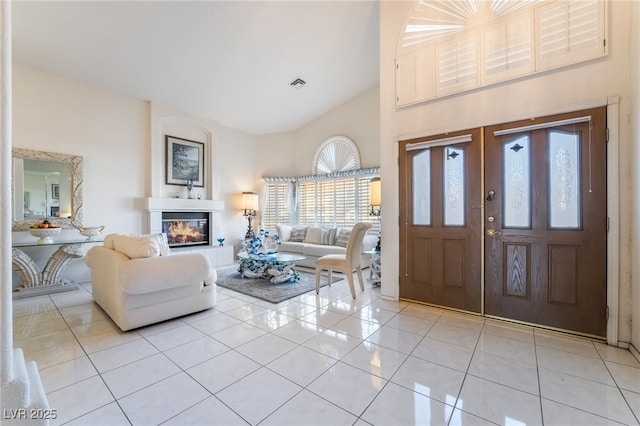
[314, 222, 373, 299]
[85, 234, 216, 331]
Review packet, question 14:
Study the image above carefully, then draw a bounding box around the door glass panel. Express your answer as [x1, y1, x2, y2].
[503, 136, 531, 228]
[444, 147, 465, 226]
[549, 131, 581, 229]
[412, 150, 431, 225]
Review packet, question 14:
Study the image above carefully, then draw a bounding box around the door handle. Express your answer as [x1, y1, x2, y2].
[487, 228, 502, 237]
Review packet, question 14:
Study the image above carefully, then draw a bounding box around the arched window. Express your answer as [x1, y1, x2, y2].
[312, 136, 361, 175]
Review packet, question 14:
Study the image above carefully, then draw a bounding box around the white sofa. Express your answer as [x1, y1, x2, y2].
[85, 233, 216, 331]
[275, 224, 377, 268]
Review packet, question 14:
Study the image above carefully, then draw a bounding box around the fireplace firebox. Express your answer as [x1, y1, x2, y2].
[161, 211, 210, 248]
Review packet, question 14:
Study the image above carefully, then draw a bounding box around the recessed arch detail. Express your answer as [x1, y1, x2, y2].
[312, 136, 361, 175]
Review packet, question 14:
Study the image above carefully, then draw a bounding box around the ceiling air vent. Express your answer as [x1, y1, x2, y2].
[290, 78, 306, 88]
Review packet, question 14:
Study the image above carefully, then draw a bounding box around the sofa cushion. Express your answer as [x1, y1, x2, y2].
[278, 241, 305, 254]
[303, 226, 323, 244]
[290, 225, 307, 242]
[303, 243, 346, 257]
[335, 227, 351, 247]
[275, 224, 292, 241]
[119, 252, 212, 294]
[321, 227, 338, 245]
[112, 235, 161, 259]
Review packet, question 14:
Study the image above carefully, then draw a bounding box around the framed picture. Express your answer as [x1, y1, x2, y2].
[51, 184, 59, 199]
[165, 135, 205, 187]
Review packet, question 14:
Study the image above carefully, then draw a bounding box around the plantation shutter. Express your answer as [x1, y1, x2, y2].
[334, 179, 356, 227]
[295, 174, 379, 228]
[316, 181, 335, 227]
[437, 31, 478, 94]
[396, 45, 436, 106]
[483, 11, 533, 84]
[298, 182, 316, 226]
[261, 183, 290, 233]
[536, 0, 605, 70]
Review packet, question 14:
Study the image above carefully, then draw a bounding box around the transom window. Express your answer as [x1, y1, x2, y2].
[396, 0, 607, 106]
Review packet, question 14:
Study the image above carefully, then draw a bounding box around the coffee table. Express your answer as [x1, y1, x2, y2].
[237, 252, 306, 283]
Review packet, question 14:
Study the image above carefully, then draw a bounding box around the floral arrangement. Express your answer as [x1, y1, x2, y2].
[245, 229, 281, 256]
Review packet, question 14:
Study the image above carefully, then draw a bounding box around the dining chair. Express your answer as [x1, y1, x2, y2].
[314, 222, 373, 299]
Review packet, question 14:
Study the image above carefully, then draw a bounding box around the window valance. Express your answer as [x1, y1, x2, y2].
[262, 167, 380, 184]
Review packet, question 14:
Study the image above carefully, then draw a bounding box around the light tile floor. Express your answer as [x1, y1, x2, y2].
[12, 272, 640, 426]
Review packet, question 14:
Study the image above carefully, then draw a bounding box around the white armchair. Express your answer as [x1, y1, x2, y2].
[85, 234, 216, 331]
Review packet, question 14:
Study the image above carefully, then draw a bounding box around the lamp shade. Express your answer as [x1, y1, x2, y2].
[241, 192, 259, 211]
[370, 178, 381, 207]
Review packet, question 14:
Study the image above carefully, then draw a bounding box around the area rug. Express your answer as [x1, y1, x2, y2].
[215, 267, 341, 303]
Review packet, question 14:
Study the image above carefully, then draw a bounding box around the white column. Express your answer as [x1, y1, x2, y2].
[1, 0, 13, 386]
[1, 2, 50, 423]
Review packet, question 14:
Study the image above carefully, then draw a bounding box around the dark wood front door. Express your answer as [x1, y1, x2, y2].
[398, 107, 607, 337]
[484, 107, 607, 337]
[399, 129, 482, 313]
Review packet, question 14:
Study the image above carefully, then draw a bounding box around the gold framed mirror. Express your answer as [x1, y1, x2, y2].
[12, 148, 83, 231]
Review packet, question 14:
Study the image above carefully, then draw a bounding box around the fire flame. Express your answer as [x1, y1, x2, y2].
[167, 221, 202, 244]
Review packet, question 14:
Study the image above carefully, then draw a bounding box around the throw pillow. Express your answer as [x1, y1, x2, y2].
[303, 226, 323, 244]
[275, 224, 292, 241]
[141, 233, 171, 256]
[290, 225, 307, 242]
[335, 227, 351, 247]
[321, 227, 338, 245]
[113, 235, 161, 259]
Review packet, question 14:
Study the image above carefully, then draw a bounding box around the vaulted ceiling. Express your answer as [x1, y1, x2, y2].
[11, 1, 380, 135]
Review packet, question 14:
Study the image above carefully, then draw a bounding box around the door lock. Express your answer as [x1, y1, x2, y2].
[487, 216, 495, 223]
[486, 190, 495, 201]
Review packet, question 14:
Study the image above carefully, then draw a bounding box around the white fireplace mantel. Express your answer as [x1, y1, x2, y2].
[144, 197, 224, 237]
[145, 197, 224, 212]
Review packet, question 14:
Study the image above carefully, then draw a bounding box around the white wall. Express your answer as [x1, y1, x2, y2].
[13, 65, 149, 234]
[11, 65, 261, 283]
[255, 86, 381, 177]
[630, 0, 640, 354]
[380, 1, 637, 343]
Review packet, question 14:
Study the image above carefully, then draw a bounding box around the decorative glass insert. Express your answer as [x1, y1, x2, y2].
[503, 136, 531, 228]
[444, 147, 465, 226]
[412, 150, 431, 225]
[549, 131, 581, 228]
